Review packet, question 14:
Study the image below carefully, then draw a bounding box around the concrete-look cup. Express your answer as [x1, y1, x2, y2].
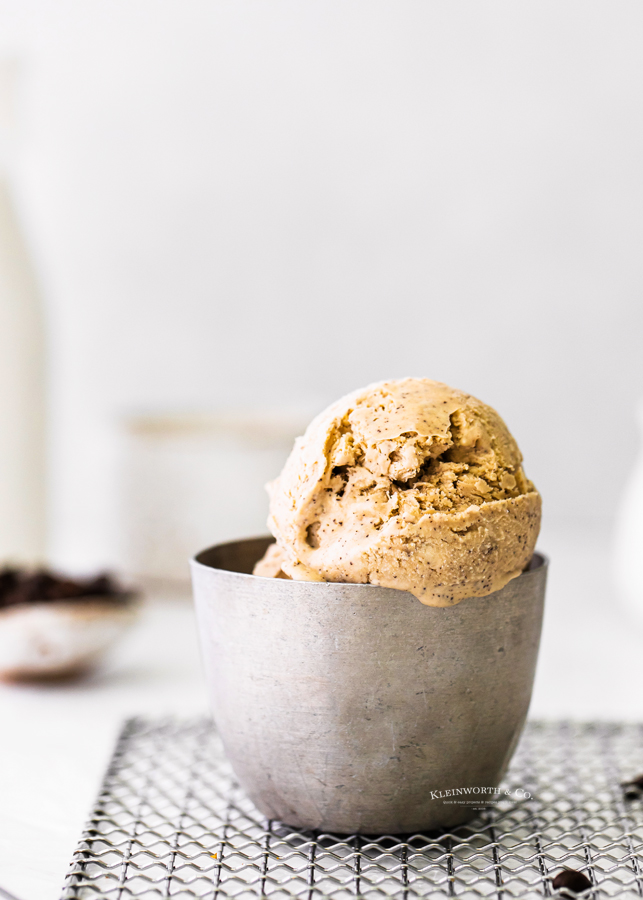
[191, 537, 547, 834]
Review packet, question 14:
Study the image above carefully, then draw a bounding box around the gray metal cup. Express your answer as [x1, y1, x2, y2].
[191, 538, 547, 834]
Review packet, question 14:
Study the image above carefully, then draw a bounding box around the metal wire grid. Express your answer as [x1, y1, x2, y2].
[61, 719, 643, 899]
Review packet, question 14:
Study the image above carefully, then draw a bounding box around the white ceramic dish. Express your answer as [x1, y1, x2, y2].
[0, 596, 138, 680]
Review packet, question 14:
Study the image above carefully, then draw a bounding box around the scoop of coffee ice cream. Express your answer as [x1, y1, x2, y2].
[256, 378, 541, 606]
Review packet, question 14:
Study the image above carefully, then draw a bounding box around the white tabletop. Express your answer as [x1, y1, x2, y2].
[0, 584, 208, 900]
[1, 524, 642, 900]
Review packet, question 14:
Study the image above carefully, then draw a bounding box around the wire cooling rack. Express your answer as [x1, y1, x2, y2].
[61, 719, 643, 899]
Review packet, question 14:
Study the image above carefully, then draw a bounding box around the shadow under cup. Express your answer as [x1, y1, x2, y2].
[191, 538, 547, 835]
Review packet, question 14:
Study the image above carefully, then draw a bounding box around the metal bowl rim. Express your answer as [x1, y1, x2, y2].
[191, 535, 547, 600]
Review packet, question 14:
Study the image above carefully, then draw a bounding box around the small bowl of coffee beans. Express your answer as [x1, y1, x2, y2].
[0, 568, 138, 680]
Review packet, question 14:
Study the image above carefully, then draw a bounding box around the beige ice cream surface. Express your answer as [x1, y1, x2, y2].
[252, 541, 290, 580]
[255, 378, 541, 605]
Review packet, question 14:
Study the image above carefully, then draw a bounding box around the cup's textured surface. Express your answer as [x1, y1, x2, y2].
[191, 538, 547, 834]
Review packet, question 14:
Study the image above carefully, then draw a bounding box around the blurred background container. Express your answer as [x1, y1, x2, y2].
[0, 57, 45, 566]
[119, 412, 306, 581]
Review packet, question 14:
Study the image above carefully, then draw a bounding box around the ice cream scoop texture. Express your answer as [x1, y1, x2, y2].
[257, 378, 541, 605]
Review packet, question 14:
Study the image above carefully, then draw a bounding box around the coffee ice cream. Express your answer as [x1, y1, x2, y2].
[255, 378, 541, 605]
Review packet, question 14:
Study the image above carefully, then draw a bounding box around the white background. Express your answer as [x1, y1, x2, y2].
[0, 0, 641, 568]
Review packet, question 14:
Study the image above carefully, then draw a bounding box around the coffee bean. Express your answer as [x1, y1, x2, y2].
[621, 774, 643, 791]
[552, 869, 592, 893]
[0, 567, 124, 608]
[621, 775, 643, 800]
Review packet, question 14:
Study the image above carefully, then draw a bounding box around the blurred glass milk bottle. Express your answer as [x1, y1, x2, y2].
[614, 402, 643, 625]
[0, 60, 46, 563]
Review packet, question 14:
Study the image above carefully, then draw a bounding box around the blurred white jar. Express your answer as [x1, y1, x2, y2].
[0, 60, 46, 565]
[614, 402, 643, 625]
[119, 413, 304, 582]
